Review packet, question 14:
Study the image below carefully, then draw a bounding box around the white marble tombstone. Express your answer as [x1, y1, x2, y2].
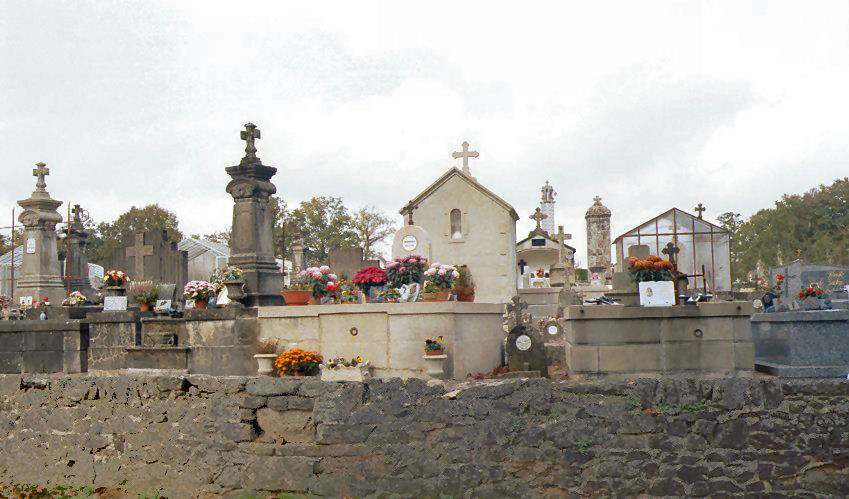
[391, 224, 432, 261]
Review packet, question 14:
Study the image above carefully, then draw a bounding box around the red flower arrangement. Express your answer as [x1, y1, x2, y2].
[352, 266, 387, 291]
[798, 285, 825, 299]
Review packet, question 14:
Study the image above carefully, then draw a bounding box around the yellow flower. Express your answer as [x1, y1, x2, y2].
[356, 356, 363, 363]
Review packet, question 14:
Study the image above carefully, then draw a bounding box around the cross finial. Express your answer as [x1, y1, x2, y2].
[32, 162, 49, 191]
[593, 195, 602, 204]
[451, 141, 479, 175]
[72, 204, 83, 223]
[240, 122, 261, 162]
[530, 207, 548, 230]
[662, 242, 680, 266]
[694, 203, 706, 219]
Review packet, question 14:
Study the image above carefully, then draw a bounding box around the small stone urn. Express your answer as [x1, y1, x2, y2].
[224, 280, 246, 306]
[254, 354, 277, 375]
[422, 353, 447, 379]
[104, 286, 126, 298]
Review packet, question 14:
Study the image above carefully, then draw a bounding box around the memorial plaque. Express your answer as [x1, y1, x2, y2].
[516, 334, 532, 351]
[25, 238, 35, 254]
[638, 281, 675, 307]
[104, 296, 128, 311]
[402, 235, 418, 251]
[154, 299, 172, 312]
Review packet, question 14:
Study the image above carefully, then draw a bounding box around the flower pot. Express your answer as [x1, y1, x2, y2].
[282, 290, 311, 306]
[321, 365, 372, 382]
[253, 353, 277, 376]
[224, 280, 245, 305]
[456, 292, 475, 303]
[104, 286, 126, 297]
[436, 290, 451, 302]
[195, 299, 209, 310]
[426, 349, 444, 356]
[293, 372, 305, 377]
[420, 292, 438, 302]
[139, 302, 151, 312]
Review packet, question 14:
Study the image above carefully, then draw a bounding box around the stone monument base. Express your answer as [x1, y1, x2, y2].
[751, 310, 849, 378]
[563, 302, 754, 377]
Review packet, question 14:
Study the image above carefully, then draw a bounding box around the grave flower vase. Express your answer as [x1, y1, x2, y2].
[436, 289, 451, 302]
[253, 354, 277, 376]
[105, 286, 126, 298]
[224, 280, 246, 306]
[321, 365, 372, 382]
[426, 348, 444, 356]
[195, 299, 209, 310]
[420, 292, 438, 302]
[139, 302, 152, 312]
[282, 290, 311, 306]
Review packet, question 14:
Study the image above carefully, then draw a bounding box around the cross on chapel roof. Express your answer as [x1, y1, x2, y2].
[452, 141, 479, 176]
[530, 207, 548, 230]
[694, 203, 706, 219]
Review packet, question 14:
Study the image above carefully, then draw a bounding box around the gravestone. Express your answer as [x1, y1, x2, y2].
[504, 296, 549, 377]
[391, 223, 432, 262]
[328, 247, 365, 281]
[103, 231, 188, 293]
[63, 204, 92, 295]
[16, 162, 66, 304]
[290, 229, 306, 275]
[770, 261, 849, 301]
[226, 123, 283, 306]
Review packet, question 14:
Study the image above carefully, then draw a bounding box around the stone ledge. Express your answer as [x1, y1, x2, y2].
[0, 320, 86, 332]
[751, 310, 849, 322]
[565, 302, 753, 320]
[258, 302, 504, 318]
[86, 311, 140, 323]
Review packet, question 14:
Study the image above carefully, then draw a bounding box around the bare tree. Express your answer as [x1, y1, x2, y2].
[351, 206, 396, 260]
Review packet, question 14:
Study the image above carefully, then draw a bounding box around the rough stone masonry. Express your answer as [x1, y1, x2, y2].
[0, 374, 847, 497]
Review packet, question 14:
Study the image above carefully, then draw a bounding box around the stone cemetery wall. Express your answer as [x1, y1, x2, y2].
[0, 374, 846, 497]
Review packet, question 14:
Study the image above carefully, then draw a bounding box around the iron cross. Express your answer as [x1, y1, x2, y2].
[530, 208, 548, 230]
[662, 242, 680, 266]
[694, 203, 706, 219]
[240, 123, 261, 160]
[452, 141, 479, 173]
[32, 162, 49, 191]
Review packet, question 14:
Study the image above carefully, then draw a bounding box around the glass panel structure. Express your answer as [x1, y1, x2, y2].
[613, 208, 732, 292]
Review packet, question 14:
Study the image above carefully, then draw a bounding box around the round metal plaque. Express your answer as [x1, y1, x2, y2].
[402, 235, 418, 251]
[515, 334, 532, 351]
[546, 324, 559, 335]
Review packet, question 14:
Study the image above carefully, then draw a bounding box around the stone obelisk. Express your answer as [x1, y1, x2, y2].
[17, 162, 66, 304]
[225, 123, 283, 306]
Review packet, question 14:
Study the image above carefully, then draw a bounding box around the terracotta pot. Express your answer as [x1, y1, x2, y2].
[420, 292, 438, 302]
[386, 299, 399, 303]
[282, 290, 311, 306]
[139, 302, 151, 312]
[307, 296, 320, 305]
[195, 299, 208, 310]
[426, 349, 444, 356]
[456, 292, 475, 303]
[436, 290, 451, 302]
[293, 372, 305, 377]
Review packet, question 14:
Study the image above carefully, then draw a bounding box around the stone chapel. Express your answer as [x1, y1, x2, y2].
[399, 141, 519, 303]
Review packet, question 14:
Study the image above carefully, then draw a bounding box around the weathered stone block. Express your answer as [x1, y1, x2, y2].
[246, 377, 302, 396]
[240, 456, 317, 492]
[22, 351, 63, 373]
[316, 423, 376, 444]
[598, 344, 662, 372]
[0, 352, 22, 373]
[256, 408, 314, 444]
[24, 331, 64, 351]
[0, 332, 23, 352]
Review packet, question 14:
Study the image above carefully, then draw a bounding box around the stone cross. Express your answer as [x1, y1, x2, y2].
[506, 296, 529, 332]
[593, 195, 602, 204]
[556, 225, 572, 265]
[662, 242, 680, 267]
[694, 203, 706, 219]
[72, 204, 83, 223]
[452, 141, 479, 175]
[32, 162, 49, 191]
[240, 122, 261, 161]
[530, 208, 548, 230]
[125, 233, 154, 278]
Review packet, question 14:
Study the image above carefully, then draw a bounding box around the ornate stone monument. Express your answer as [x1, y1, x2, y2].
[585, 196, 612, 276]
[64, 204, 92, 295]
[290, 227, 306, 275]
[225, 123, 283, 306]
[16, 162, 66, 304]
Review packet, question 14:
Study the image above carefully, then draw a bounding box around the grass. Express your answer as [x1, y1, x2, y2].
[576, 436, 595, 455]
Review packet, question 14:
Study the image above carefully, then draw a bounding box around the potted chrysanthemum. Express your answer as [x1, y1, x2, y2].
[422, 263, 460, 301]
[298, 266, 339, 305]
[129, 280, 159, 312]
[183, 280, 218, 310]
[628, 256, 676, 307]
[352, 266, 387, 302]
[274, 348, 323, 376]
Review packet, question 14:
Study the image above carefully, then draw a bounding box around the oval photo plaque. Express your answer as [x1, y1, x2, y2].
[402, 235, 418, 251]
[516, 334, 532, 351]
[547, 324, 559, 335]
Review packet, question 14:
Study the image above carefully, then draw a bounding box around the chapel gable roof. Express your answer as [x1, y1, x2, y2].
[400, 167, 520, 221]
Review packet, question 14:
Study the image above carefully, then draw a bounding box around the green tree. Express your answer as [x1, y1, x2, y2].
[0, 228, 24, 257]
[716, 211, 743, 284]
[93, 205, 182, 264]
[351, 206, 396, 260]
[288, 197, 357, 264]
[734, 178, 849, 281]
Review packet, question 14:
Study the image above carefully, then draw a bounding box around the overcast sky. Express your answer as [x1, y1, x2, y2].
[1, 1, 848, 264]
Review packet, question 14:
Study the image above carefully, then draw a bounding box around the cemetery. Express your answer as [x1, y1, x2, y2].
[0, 123, 847, 496]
